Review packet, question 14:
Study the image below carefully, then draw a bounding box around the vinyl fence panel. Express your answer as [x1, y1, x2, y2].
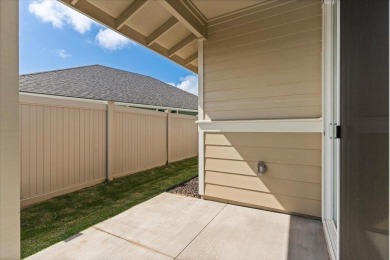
[113, 106, 167, 178]
[168, 113, 198, 163]
[20, 94, 107, 207]
[19, 94, 198, 207]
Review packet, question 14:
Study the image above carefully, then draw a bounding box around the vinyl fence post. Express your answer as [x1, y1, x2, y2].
[166, 112, 170, 164]
[107, 101, 115, 181]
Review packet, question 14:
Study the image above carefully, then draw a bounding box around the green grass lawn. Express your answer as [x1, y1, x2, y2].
[21, 157, 198, 258]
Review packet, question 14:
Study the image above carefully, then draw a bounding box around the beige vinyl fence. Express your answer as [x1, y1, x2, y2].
[20, 94, 198, 207]
[112, 106, 168, 178]
[168, 114, 198, 163]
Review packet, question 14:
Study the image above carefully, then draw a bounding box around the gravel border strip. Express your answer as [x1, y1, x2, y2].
[167, 177, 200, 198]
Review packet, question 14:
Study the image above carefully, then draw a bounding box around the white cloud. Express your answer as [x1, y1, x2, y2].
[29, 0, 95, 34]
[29, 1, 136, 52]
[54, 49, 72, 59]
[169, 75, 198, 95]
[95, 28, 136, 51]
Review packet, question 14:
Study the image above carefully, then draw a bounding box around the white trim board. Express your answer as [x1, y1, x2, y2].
[197, 39, 204, 121]
[322, 1, 340, 260]
[197, 118, 322, 133]
[198, 130, 205, 195]
[197, 39, 205, 196]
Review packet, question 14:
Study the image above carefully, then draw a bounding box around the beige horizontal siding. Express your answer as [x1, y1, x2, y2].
[204, 184, 321, 217]
[203, 0, 322, 120]
[205, 171, 321, 200]
[168, 114, 198, 163]
[207, 3, 321, 44]
[204, 68, 320, 92]
[205, 43, 321, 81]
[205, 159, 321, 183]
[205, 93, 321, 112]
[205, 23, 322, 64]
[208, 0, 321, 33]
[205, 146, 321, 166]
[204, 132, 322, 217]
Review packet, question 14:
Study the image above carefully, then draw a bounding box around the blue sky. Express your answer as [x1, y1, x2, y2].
[19, 0, 198, 95]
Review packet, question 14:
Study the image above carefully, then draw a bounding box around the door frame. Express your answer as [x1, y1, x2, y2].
[324, 1, 390, 259]
[322, 1, 340, 259]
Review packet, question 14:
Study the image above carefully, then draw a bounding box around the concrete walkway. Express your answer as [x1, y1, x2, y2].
[27, 193, 329, 260]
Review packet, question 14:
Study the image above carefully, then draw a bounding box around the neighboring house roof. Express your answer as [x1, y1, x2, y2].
[19, 65, 198, 110]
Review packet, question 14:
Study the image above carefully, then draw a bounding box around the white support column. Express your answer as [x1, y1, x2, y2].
[107, 101, 115, 181]
[167, 112, 170, 164]
[198, 129, 204, 195]
[197, 39, 205, 196]
[197, 39, 204, 121]
[0, 0, 20, 258]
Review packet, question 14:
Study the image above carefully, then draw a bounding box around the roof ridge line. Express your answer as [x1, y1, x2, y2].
[20, 64, 101, 76]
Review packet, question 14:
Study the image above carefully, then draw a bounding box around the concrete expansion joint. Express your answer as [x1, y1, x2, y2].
[174, 203, 228, 260]
[92, 226, 174, 259]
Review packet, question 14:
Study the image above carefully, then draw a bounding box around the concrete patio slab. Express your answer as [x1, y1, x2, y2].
[178, 204, 328, 260]
[27, 228, 172, 260]
[95, 192, 225, 257]
[27, 193, 328, 260]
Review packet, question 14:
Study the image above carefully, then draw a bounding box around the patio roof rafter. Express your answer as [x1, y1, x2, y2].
[158, 0, 207, 40]
[168, 34, 197, 57]
[59, 0, 198, 73]
[116, 0, 148, 30]
[146, 16, 179, 46]
[184, 52, 197, 66]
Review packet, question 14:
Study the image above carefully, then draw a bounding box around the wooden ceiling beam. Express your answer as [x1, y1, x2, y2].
[116, 0, 148, 30]
[146, 17, 178, 46]
[159, 0, 206, 39]
[186, 64, 198, 73]
[168, 34, 197, 57]
[184, 52, 198, 66]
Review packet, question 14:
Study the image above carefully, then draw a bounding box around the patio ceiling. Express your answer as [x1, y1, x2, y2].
[60, 0, 269, 73]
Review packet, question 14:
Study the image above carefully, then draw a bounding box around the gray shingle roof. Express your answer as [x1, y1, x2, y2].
[19, 65, 198, 110]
